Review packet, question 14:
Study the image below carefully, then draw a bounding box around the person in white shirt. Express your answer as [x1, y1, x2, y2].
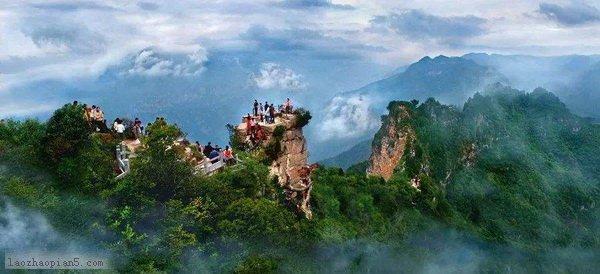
[116, 121, 126, 140]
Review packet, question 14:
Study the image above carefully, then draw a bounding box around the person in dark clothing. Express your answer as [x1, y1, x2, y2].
[209, 148, 220, 163]
[204, 142, 214, 157]
[269, 104, 276, 123]
[101, 119, 109, 133]
[253, 100, 259, 116]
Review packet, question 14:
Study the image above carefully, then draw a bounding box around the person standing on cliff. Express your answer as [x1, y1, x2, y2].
[94, 107, 105, 131]
[284, 98, 293, 114]
[251, 118, 257, 134]
[246, 113, 252, 134]
[115, 120, 126, 140]
[253, 100, 259, 117]
[269, 104, 275, 123]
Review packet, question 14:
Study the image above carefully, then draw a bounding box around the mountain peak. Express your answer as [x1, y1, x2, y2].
[432, 55, 450, 61]
[418, 56, 432, 62]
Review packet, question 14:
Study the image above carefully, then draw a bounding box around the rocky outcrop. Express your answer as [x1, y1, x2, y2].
[236, 113, 314, 219]
[367, 104, 415, 181]
[272, 124, 309, 185]
[236, 113, 309, 184]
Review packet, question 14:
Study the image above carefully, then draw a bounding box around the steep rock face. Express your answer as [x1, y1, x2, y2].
[236, 113, 313, 218]
[236, 114, 308, 184]
[272, 125, 309, 185]
[367, 104, 414, 181]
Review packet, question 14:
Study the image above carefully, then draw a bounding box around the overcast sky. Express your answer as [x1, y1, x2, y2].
[1, 0, 600, 106]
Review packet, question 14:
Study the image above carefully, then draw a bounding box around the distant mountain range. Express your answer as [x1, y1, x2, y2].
[318, 53, 600, 167]
[5, 49, 600, 164]
[463, 53, 600, 119]
[318, 139, 371, 169]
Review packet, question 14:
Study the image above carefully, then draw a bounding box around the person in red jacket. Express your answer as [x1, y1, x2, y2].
[223, 145, 235, 164]
[246, 113, 252, 135]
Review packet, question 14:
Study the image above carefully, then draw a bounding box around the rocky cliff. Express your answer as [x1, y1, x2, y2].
[367, 103, 415, 181]
[236, 112, 314, 218]
[272, 125, 309, 184]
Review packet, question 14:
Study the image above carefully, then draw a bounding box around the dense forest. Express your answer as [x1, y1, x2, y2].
[1, 84, 599, 272]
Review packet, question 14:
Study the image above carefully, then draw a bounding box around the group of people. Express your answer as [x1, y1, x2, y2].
[111, 117, 145, 142]
[252, 100, 278, 124]
[77, 101, 109, 132]
[243, 98, 296, 149]
[73, 101, 146, 142]
[250, 98, 295, 124]
[194, 141, 236, 165]
[245, 114, 265, 149]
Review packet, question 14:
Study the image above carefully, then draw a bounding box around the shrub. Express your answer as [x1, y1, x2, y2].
[273, 125, 286, 138]
[227, 124, 246, 151]
[263, 139, 283, 164]
[262, 125, 287, 164]
[293, 108, 312, 128]
[235, 256, 279, 274]
[43, 104, 90, 164]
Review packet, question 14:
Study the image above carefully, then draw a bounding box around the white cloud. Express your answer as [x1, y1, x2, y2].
[2, 0, 600, 90]
[318, 94, 380, 140]
[1, 0, 600, 109]
[122, 48, 207, 77]
[252, 62, 306, 90]
[0, 201, 60, 249]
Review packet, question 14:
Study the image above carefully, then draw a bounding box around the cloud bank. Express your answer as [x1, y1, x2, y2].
[538, 2, 600, 26]
[122, 48, 207, 77]
[318, 94, 380, 140]
[22, 23, 106, 54]
[370, 10, 487, 43]
[275, 0, 354, 10]
[253, 63, 306, 90]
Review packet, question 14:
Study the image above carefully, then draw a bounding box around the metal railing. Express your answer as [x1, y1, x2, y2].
[196, 154, 242, 176]
[115, 143, 130, 180]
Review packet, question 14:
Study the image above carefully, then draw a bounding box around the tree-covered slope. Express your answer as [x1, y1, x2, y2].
[1, 89, 599, 272]
[369, 84, 600, 250]
[313, 55, 509, 163]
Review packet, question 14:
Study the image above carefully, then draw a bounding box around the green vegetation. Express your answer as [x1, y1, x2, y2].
[262, 125, 286, 164]
[1, 87, 599, 272]
[293, 108, 312, 128]
[371, 84, 600, 249]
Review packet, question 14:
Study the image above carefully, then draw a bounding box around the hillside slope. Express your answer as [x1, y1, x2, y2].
[368, 84, 600, 249]
[314, 55, 509, 160]
[2, 89, 599, 272]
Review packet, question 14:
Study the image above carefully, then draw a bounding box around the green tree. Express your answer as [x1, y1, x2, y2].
[43, 103, 90, 164]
